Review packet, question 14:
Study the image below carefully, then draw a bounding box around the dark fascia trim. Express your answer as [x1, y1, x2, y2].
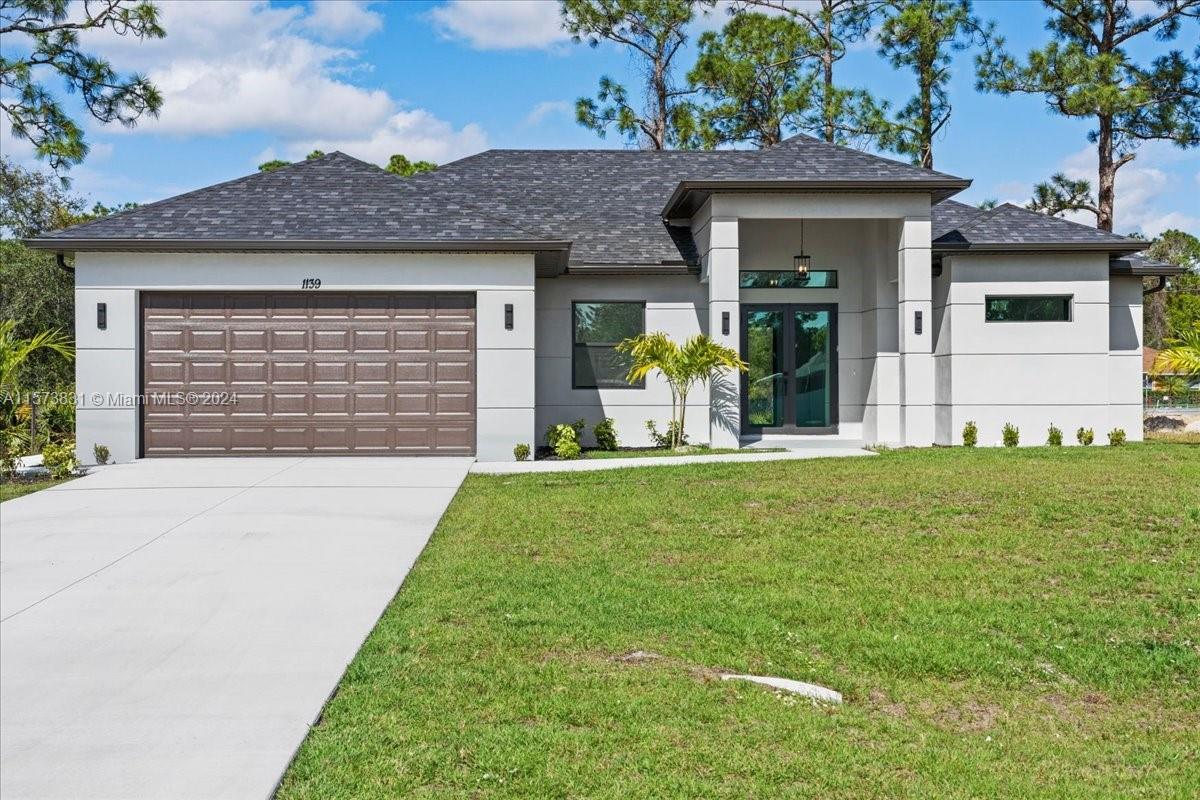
[566, 262, 700, 276]
[663, 178, 973, 217]
[23, 237, 572, 254]
[1108, 257, 1187, 277]
[934, 241, 1145, 257]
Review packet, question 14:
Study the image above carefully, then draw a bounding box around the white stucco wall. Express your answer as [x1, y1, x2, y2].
[933, 252, 1135, 446]
[72, 251, 536, 463]
[534, 274, 710, 447]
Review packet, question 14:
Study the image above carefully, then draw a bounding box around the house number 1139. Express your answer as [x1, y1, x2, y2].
[300, 278, 322, 289]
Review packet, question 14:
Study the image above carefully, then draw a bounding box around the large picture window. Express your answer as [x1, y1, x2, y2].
[572, 301, 645, 389]
[985, 295, 1073, 322]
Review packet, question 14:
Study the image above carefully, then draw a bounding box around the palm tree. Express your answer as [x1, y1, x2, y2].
[0, 320, 75, 394]
[1153, 323, 1200, 378]
[619, 332, 748, 448]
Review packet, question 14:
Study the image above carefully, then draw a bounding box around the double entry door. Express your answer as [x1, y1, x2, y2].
[740, 304, 838, 435]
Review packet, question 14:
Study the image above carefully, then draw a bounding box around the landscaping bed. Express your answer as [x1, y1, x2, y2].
[279, 443, 1199, 799]
[535, 444, 786, 461]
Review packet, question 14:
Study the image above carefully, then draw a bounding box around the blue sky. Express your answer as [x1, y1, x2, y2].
[2, 0, 1197, 236]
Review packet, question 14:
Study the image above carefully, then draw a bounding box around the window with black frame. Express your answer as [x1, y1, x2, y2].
[572, 301, 645, 388]
[984, 295, 1072, 322]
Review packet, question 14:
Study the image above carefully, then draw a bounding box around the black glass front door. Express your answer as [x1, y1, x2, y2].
[741, 304, 837, 434]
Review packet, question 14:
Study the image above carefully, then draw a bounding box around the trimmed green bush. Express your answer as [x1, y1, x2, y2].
[545, 419, 586, 449]
[1108, 428, 1127, 446]
[513, 443, 530, 461]
[647, 419, 689, 448]
[593, 417, 618, 451]
[1047, 425, 1063, 446]
[552, 424, 581, 459]
[1002, 423, 1020, 447]
[93, 443, 111, 465]
[962, 420, 978, 447]
[1077, 427, 1095, 446]
[42, 440, 79, 479]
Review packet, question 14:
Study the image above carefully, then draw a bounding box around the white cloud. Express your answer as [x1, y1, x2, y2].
[523, 100, 572, 126]
[301, 1, 384, 43]
[427, 1, 568, 50]
[62, 1, 487, 166]
[1058, 143, 1200, 236]
[279, 109, 488, 165]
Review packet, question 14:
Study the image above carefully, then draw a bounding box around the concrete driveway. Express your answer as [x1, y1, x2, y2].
[0, 456, 471, 800]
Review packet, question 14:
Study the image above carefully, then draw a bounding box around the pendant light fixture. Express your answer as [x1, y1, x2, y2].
[794, 218, 812, 275]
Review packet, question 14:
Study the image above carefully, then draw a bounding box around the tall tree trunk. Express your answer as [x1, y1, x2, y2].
[651, 56, 668, 150]
[919, 75, 933, 169]
[822, 8, 835, 142]
[1096, 114, 1115, 231]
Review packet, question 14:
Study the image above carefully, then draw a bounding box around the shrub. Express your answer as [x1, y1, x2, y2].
[552, 424, 581, 459]
[593, 417, 618, 451]
[42, 439, 79, 479]
[962, 420, 978, 447]
[1002, 423, 1020, 447]
[1047, 425, 1063, 446]
[646, 419, 689, 449]
[1108, 428, 1127, 446]
[1076, 427, 1094, 446]
[545, 419, 585, 449]
[93, 443, 111, 465]
[513, 443, 530, 461]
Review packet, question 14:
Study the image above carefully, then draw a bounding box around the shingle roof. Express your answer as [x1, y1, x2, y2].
[28, 137, 1156, 268]
[931, 200, 1138, 251]
[39, 152, 548, 244]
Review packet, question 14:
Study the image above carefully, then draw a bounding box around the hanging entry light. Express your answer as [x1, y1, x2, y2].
[793, 218, 812, 275]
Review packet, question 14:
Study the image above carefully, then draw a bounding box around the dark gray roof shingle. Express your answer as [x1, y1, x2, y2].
[932, 200, 1137, 250]
[30, 138, 1150, 266]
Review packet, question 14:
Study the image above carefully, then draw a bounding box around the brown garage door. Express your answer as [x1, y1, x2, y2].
[141, 292, 475, 456]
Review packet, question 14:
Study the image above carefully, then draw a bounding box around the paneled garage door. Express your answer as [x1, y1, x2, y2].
[141, 292, 476, 455]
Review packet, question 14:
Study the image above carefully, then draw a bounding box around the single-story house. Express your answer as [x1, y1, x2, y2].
[26, 135, 1185, 461]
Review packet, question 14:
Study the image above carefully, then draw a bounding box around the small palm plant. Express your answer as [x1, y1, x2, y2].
[1153, 323, 1200, 378]
[0, 320, 75, 394]
[618, 332, 747, 449]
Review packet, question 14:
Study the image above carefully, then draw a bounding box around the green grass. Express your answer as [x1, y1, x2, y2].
[279, 444, 1200, 799]
[581, 446, 785, 460]
[0, 477, 72, 502]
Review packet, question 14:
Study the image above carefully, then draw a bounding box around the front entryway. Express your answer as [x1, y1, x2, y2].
[740, 304, 838, 434]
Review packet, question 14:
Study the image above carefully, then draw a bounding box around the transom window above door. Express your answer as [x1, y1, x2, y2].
[739, 270, 838, 289]
[572, 301, 645, 389]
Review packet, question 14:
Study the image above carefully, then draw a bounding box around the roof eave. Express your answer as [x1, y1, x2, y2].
[933, 241, 1144, 257]
[1108, 257, 1188, 277]
[22, 237, 572, 253]
[665, 178, 973, 218]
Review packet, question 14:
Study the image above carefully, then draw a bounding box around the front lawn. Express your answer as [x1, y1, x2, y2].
[0, 477, 73, 502]
[279, 444, 1199, 799]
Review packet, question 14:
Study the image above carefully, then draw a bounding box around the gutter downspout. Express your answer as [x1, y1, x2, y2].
[56, 252, 73, 272]
[1143, 276, 1167, 295]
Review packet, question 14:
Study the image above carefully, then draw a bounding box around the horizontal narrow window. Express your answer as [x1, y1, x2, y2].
[572, 301, 645, 389]
[739, 270, 838, 289]
[985, 295, 1073, 322]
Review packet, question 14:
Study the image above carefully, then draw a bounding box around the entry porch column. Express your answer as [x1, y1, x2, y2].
[898, 216, 934, 446]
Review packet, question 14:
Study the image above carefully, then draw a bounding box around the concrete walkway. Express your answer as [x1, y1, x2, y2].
[0, 456, 471, 800]
[472, 446, 873, 475]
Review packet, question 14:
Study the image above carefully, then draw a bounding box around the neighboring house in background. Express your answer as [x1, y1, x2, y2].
[25, 136, 1184, 461]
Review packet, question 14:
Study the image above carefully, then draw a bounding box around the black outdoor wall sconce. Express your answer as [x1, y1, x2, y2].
[914, 310, 923, 336]
[97, 302, 107, 330]
[504, 303, 514, 330]
[721, 311, 730, 336]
